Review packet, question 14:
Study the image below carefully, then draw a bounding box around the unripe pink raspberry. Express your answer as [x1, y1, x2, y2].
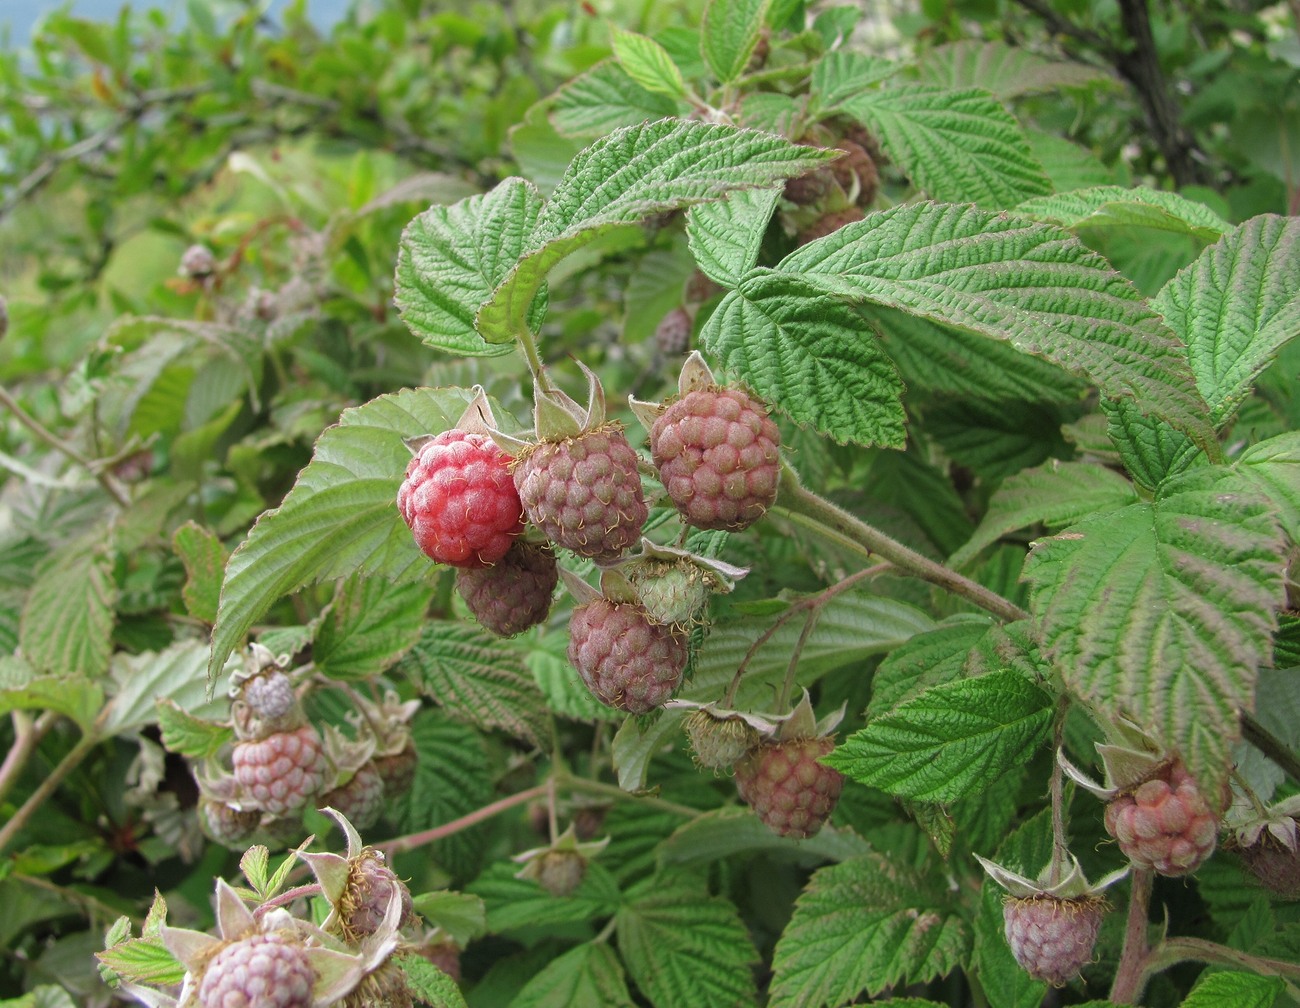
[372, 742, 418, 798]
[650, 386, 781, 531]
[398, 430, 525, 569]
[1003, 895, 1106, 987]
[320, 761, 386, 832]
[198, 797, 262, 850]
[735, 736, 844, 839]
[342, 851, 413, 938]
[197, 932, 315, 1008]
[1103, 761, 1221, 876]
[1238, 830, 1300, 900]
[513, 425, 647, 560]
[455, 540, 557, 636]
[567, 598, 687, 714]
[654, 307, 692, 356]
[233, 725, 329, 817]
[243, 669, 296, 721]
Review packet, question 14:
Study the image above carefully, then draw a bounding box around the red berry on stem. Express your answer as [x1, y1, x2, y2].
[567, 598, 687, 714]
[735, 736, 844, 839]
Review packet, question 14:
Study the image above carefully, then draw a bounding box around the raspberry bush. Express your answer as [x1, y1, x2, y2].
[3, 1, 1300, 1006]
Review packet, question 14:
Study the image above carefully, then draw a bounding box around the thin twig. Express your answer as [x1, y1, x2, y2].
[377, 784, 549, 856]
[0, 730, 102, 855]
[1110, 867, 1154, 1004]
[0, 711, 59, 808]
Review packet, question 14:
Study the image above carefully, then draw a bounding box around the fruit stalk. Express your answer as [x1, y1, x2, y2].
[774, 465, 1028, 623]
[1109, 867, 1154, 1004]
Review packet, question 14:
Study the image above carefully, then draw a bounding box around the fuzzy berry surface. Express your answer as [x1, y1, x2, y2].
[198, 798, 262, 850]
[243, 670, 296, 721]
[1003, 895, 1105, 987]
[533, 850, 588, 897]
[233, 725, 329, 817]
[1238, 831, 1300, 899]
[398, 430, 524, 569]
[1103, 761, 1221, 876]
[455, 540, 557, 636]
[321, 761, 386, 831]
[650, 386, 781, 532]
[343, 852, 413, 938]
[567, 598, 687, 715]
[735, 737, 844, 839]
[513, 425, 647, 560]
[197, 933, 315, 1008]
[684, 710, 760, 770]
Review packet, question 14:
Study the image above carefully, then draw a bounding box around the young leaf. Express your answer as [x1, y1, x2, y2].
[949, 461, 1137, 569]
[616, 879, 758, 1008]
[610, 28, 687, 99]
[809, 50, 896, 112]
[398, 955, 470, 1008]
[1014, 185, 1230, 243]
[156, 698, 231, 761]
[95, 934, 185, 989]
[19, 536, 117, 680]
[398, 621, 551, 748]
[701, 0, 770, 84]
[685, 186, 779, 288]
[1024, 465, 1288, 793]
[1179, 971, 1284, 1008]
[769, 854, 970, 1007]
[477, 119, 838, 344]
[699, 272, 906, 446]
[208, 386, 479, 683]
[840, 86, 1050, 207]
[395, 177, 547, 357]
[777, 202, 1217, 452]
[549, 61, 680, 140]
[826, 670, 1053, 804]
[172, 521, 226, 624]
[313, 575, 433, 681]
[916, 40, 1110, 99]
[511, 942, 635, 1008]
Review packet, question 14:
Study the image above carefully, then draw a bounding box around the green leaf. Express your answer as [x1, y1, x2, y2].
[1236, 432, 1300, 537]
[616, 879, 758, 1008]
[769, 854, 970, 1006]
[809, 50, 896, 112]
[1014, 186, 1230, 243]
[399, 622, 550, 747]
[611, 28, 687, 98]
[399, 954, 470, 1008]
[208, 387, 479, 684]
[701, 0, 770, 83]
[96, 934, 185, 988]
[685, 187, 780, 288]
[0, 655, 103, 733]
[827, 670, 1052, 803]
[841, 86, 1050, 207]
[156, 698, 232, 760]
[916, 40, 1111, 99]
[477, 119, 838, 344]
[1179, 971, 1284, 1008]
[950, 461, 1137, 569]
[172, 521, 226, 624]
[511, 942, 634, 1008]
[1024, 465, 1288, 792]
[777, 202, 1216, 451]
[395, 178, 546, 357]
[657, 807, 871, 866]
[19, 537, 117, 679]
[314, 575, 432, 680]
[700, 272, 906, 446]
[528, 644, 620, 723]
[105, 641, 232, 735]
[549, 61, 680, 140]
[408, 891, 487, 947]
[867, 619, 992, 718]
[469, 861, 622, 933]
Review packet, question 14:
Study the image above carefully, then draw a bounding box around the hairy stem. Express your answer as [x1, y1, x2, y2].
[562, 775, 702, 820]
[0, 730, 101, 855]
[1145, 936, 1300, 984]
[254, 883, 323, 920]
[1110, 867, 1154, 1004]
[775, 467, 1028, 623]
[1242, 713, 1300, 784]
[1048, 700, 1071, 885]
[777, 609, 818, 712]
[0, 711, 59, 808]
[379, 783, 549, 856]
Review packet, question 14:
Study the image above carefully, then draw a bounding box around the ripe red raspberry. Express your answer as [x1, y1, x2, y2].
[1103, 761, 1221, 876]
[198, 797, 262, 850]
[735, 737, 844, 839]
[372, 742, 418, 798]
[233, 725, 329, 817]
[321, 761, 385, 831]
[1238, 830, 1300, 899]
[455, 540, 557, 636]
[513, 425, 647, 560]
[398, 430, 524, 568]
[650, 386, 781, 531]
[1003, 894, 1106, 987]
[655, 307, 692, 356]
[197, 932, 315, 1008]
[567, 598, 687, 714]
[797, 206, 865, 244]
[341, 851, 413, 938]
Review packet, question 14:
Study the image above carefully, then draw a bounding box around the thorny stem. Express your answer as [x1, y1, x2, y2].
[1242, 713, 1300, 785]
[774, 467, 1029, 624]
[254, 883, 323, 920]
[719, 562, 890, 707]
[1110, 867, 1154, 1004]
[0, 386, 132, 507]
[378, 783, 549, 856]
[1048, 699, 1071, 886]
[0, 711, 59, 808]
[0, 729, 102, 855]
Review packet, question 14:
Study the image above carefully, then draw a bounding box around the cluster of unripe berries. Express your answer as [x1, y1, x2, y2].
[194, 651, 418, 851]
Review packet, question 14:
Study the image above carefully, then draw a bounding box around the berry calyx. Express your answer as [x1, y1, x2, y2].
[567, 597, 688, 714]
[455, 539, 558, 636]
[398, 429, 524, 569]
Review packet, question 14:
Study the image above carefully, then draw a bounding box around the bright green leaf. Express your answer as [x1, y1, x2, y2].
[686, 186, 779, 288]
[809, 50, 896, 112]
[19, 536, 117, 680]
[314, 575, 433, 680]
[769, 854, 970, 1006]
[172, 521, 226, 624]
[549, 61, 680, 140]
[1236, 432, 1300, 537]
[399, 955, 469, 1008]
[156, 698, 232, 760]
[1179, 971, 1283, 1008]
[916, 40, 1110, 99]
[408, 891, 487, 948]
[611, 28, 687, 99]
[511, 942, 634, 1008]
[867, 619, 991, 718]
[701, 0, 771, 83]
[1014, 186, 1230, 243]
[0, 655, 103, 732]
[468, 861, 622, 933]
